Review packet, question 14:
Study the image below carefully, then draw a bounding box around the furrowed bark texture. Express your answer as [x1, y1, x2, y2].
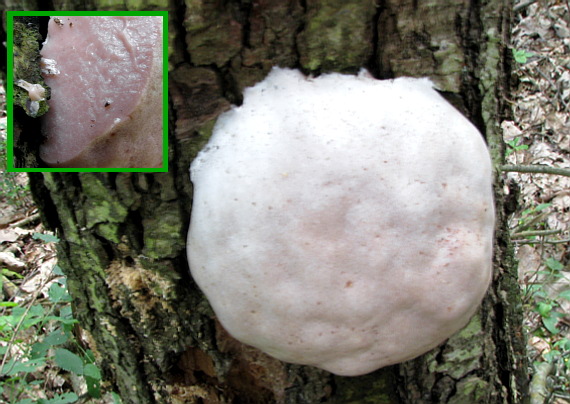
[4, 0, 529, 402]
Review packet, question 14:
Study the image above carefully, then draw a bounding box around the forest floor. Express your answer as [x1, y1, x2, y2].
[0, 78, 114, 401]
[0, 1, 569, 403]
[506, 0, 570, 402]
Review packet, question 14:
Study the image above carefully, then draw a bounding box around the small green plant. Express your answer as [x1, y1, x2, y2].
[0, 174, 30, 209]
[512, 48, 534, 64]
[0, 233, 104, 403]
[523, 256, 570, 398]
[514, 203, 551, 234]
[505, 136, 529, 156]
[535, 299, 563, 335]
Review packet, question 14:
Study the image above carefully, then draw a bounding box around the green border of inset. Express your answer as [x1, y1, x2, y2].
[6, 11, 169, 172]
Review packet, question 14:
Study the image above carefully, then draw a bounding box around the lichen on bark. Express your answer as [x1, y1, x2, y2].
[377, 0, 467, 92]
[13, 17, 49, 117]
[184, 0, 242, 66]
[298, 0, 377, 72]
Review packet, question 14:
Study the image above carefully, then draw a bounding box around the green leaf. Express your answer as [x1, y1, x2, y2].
[84, 349, 96, 363]
[44, 328, 69, 346]
[531, 289, 547, 300]
[505, 138, 529, 155]
[48, 283, 65, 303]
[111, 392, 122, 404]
[22, 305, 47, 329]
[59, 305, 74, 319]
[553, 338, 570, 350]
[84, 363, 102, 398]
[84, 363, 101, 379]
[16, 399, 35, 404]
[542, 316, 560, 334]
[521, 207, 534, 216]
[535, 203, 552, 212]
[4, 304, 45, 330]
[86, 377, 102, 398]
[52, 265, 65, 276]
[54, 348, 84, 375]
[543, 349, 561, 362]
[32, 232, 60, 243]
[31, 341, 50, 359]
[545, 258, 563, 272]
[0, 302, 19, 307]
[512, 48, 534, 63]
[48, 283, 71, 303]
[56, 277, 68, 288]
[56, 308, 78, 331]
[55, 315, 78, 328]
[537, 302, 552, 317]
[45, 392, 78, 404]
[1, 268, 24, 279]
[1, 357, 46, 376]
[559, 289, 570, 301]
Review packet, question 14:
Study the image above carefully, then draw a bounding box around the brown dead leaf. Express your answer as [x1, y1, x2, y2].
[0, 251, 26, 272]
[0, 228, 20, 243]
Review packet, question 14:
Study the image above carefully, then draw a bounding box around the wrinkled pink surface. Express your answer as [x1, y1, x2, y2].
[40, 16, 161, 165]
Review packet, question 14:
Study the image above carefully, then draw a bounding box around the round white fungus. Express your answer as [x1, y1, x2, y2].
[187, 67, 495, 376]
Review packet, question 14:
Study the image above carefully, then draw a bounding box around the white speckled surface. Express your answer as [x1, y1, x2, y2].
[187, 67, 495, 376]
[40, 16, 163, 168]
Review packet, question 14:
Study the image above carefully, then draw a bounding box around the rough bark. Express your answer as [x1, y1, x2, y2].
[4, 0, 529, 402]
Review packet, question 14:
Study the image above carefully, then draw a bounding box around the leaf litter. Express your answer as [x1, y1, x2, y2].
[507, 0, 570, 401]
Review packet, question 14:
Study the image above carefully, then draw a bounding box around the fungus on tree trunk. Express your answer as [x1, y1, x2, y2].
[187, 68, 495, 376]
[39, 15, 163, 168]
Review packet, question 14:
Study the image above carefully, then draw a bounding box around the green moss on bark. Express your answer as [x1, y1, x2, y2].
[78, 174, 129, 243]
[334, 368, 396, 403]
[298, 0, 376, 72]
[431, 315, 484, 379]
[449, 377, 491, 404]
[13, 18, 49, 117]
[142, 201, 185, 259]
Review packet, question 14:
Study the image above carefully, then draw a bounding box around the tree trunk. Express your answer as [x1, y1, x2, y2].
[6, 0, 529, 402]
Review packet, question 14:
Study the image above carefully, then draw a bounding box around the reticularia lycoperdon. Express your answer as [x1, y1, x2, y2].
[40, 16, 163, 168]
[187, 67, 495, 377]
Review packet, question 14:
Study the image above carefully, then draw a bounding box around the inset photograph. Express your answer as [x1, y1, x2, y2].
[8, 12, 167, 171]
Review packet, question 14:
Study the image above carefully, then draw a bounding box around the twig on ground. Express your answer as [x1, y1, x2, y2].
[529, 360, 554, 404]
[513, 238, 570, 245]
[10, 213, 40, 229]
[512, 229, 562, 238]
[501, 164, 570, 177]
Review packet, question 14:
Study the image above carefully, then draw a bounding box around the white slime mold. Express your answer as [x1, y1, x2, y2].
[40, 16, 163, 168]
[187, 67, 495, 376]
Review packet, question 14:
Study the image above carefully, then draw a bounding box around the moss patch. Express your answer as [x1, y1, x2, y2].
[13, 18, 49, 117]
[298, 0, 376, 72]
[142, 201, 185, 259]
[334, 368, 396, 403]
[78, 174, 128, 243]
[432, 314, 485, 379]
